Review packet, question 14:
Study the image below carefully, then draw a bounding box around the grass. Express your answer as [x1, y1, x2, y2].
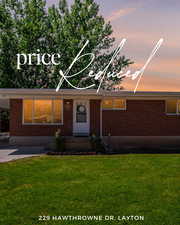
[0, 155, 180, 225]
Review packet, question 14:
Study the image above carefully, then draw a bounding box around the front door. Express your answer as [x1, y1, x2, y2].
[73, 100, 90, 136]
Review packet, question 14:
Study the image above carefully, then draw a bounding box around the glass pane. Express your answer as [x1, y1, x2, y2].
[53, 100, 62, 123]
[102, 100, 113, 109]
[76, 104, 87, 123]
[34, 100, 52, 123]
[166, 100, 177, 114]
[114, 99, 126, 109]
[24, 100, 33, 123]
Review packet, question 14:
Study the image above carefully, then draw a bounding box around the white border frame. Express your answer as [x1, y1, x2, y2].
[22, 99, 64, 125]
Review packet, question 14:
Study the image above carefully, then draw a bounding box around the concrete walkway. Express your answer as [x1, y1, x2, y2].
[0, 146, 45, 163]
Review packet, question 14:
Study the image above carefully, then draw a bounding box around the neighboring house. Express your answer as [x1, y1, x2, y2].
[0, 89, 180, 148]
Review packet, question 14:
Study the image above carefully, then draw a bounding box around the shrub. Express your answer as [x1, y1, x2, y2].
[55, 129, 65, 152]
[90, 134, 105, 153]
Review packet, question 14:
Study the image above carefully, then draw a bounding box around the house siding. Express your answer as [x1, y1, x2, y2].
[102, 100, 180, 136]
[90, 100, 101, 136]
[10, 99, 180, 138]
[10, 99, 73, 136]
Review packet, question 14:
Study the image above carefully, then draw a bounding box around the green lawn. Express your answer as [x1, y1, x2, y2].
[0, 155, 180, 225]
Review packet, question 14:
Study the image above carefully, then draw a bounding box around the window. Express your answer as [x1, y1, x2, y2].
[23, 99, 63, 124]
[102, 99, 126, 110]
[24, 100, 33, 123]
[102, 100, 113, 109]
[76, 104, 87, 123]
[34, 100, 52, 123]
[166, 100, 180, 115]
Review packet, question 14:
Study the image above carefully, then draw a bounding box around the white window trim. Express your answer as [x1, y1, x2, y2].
[165, 100, 180, 115]
[22, 99, 63, 125]
[102, 99, 126, 110]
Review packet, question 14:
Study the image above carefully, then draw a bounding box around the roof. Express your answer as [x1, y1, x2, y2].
[0, 88, 180, 100]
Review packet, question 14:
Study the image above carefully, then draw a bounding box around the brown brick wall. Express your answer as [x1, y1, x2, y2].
[102, 100, 180, 136]
[90, 100, 101, 136]
[10, 99, 73, 136]
[10, 99, 180, 137]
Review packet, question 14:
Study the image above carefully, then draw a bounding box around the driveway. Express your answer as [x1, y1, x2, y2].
[0, 146, 45, 163]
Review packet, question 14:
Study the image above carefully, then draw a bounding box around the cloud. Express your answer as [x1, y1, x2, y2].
[129, 58, 180, 75]
[113, 30, 164, 46]
[113, 24, 180, 51]
[120, 58, 180, 91]
[106, 8, 136, 22]
[122, 74, 180, 91]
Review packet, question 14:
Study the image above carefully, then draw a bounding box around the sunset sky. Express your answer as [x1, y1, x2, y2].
[47, 0, 180, 91]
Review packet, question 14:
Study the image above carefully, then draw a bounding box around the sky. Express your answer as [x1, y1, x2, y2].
[46, 0, 180, 91]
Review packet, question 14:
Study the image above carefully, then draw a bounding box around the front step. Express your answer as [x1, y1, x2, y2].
[73, 133, 89, 137]
[65, 137, 92, 152]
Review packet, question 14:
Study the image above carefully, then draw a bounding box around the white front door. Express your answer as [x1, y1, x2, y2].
[73, 100, 90, 135]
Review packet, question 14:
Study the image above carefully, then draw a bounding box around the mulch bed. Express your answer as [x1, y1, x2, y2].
[47, 151, 97, 155]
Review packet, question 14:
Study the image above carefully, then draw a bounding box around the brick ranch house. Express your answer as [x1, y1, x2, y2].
[0, 88, 180, 149]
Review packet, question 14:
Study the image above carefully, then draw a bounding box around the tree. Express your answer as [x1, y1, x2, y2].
[0, 0, 50, 88]
[0, 0, 132, 89]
